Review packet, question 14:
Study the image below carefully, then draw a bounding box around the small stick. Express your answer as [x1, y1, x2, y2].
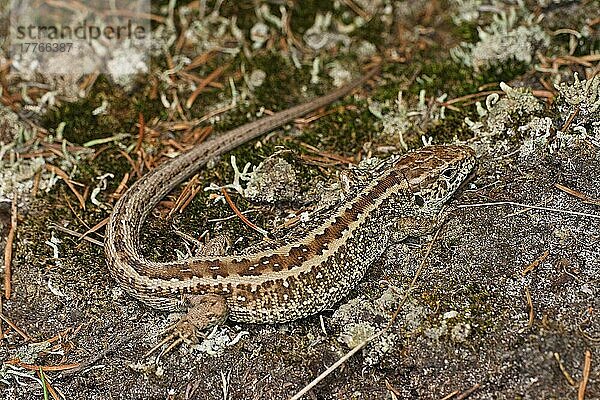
[46, 165, 86, 209]
[0, 312, 31, 341]
[555, 183, 600, 205]
[117, 149, 141, 178]
[439, 390, 460, 400]
[455, 383, 481, 400]
[4, 195, 17, 299]
[112, 172, 130, 198]
[78, 217, 109, 242]
[220, 188, 268, 237]
[522, 250, 549, 276]
[51, 224, 104, 247]
[577, 349, 591, 400]
[524, 286, 534, 327]
[561, 107, 580, 132]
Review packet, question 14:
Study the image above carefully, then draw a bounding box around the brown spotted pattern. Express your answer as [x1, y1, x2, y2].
[105, 66, 476, 323]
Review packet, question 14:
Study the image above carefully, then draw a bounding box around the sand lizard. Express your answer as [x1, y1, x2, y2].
[104, 65, 476, 338]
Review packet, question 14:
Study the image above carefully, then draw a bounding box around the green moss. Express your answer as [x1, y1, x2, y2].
[453, 21, 479, 43]
[351, 15, 387, 47]
[425, 109, 477, 143]
[288, 0, 336, 34]
[420, 283, 494, 338]
[42, 74, 165, 145]
[218, 0, 267, 31]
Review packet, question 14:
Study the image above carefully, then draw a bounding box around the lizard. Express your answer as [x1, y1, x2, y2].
[104, 64, 477, 344]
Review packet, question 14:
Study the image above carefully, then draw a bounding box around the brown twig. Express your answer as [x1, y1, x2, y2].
[554, 352, 577, 386]
[117, 149, 141, 178]
[578, 349, 592, 400]
[299, 142, 355, 165]
[184, 50, 216, 71]
[522, 250, 549, 276]
[32, 170, 41, 197]
[439, 390, 460, 400]
[169, 175, 203, 217]
[111, 172, 130, 198]
[524, 286, 534, 327]
[78, 217, 109, 242]
[3, 195, 17, 300]
[555, 183, 600, 205]
[186, 64, 230, 109]
[441, 90, 503, 106]
[0, 313, 31, 341]
[561, 107, 580, 132]
[51, 224, 104, 247]
[455, 384, 481, 400]
[46, 165, 86, 209]
[295, 104, 357, 125]
[220, 188, 268, 237]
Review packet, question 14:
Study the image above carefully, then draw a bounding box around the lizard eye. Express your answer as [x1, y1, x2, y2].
[413, 194, 425, 207]
[442, 168, 456, 178]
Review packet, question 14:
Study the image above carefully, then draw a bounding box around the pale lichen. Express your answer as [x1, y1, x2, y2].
[244, 155, 299, 204]
[375, 90, 448, 149]
[466, 82, 543, 137]
[451, 6, 549, 71]
[554, 73, 600, 134]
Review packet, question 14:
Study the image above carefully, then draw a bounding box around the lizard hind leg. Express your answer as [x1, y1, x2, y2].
[178, 233, 231, 339]
[177, 293, 229, 339]
[143, 294, 229, 358]
[146, 235, 231, 358]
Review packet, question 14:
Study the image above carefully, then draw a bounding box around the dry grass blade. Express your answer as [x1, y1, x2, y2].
[439, 390, 460, 400]
[561, 107, 580, 132]
[0, 312, 31, 341]
[117, 149, 141, 178]
[169, 175, 202, 217]
[457, 201, 600, 220]
[112, 172, 130, 198]
[524, 286, 534, 327]
[51, 224, 104, 247]
[78, 217, 109, 242]
[554, 352, 577, 386]
[456, 383, 481, 399]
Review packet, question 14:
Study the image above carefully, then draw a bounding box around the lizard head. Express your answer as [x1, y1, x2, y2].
[395, 145, 476, 212]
